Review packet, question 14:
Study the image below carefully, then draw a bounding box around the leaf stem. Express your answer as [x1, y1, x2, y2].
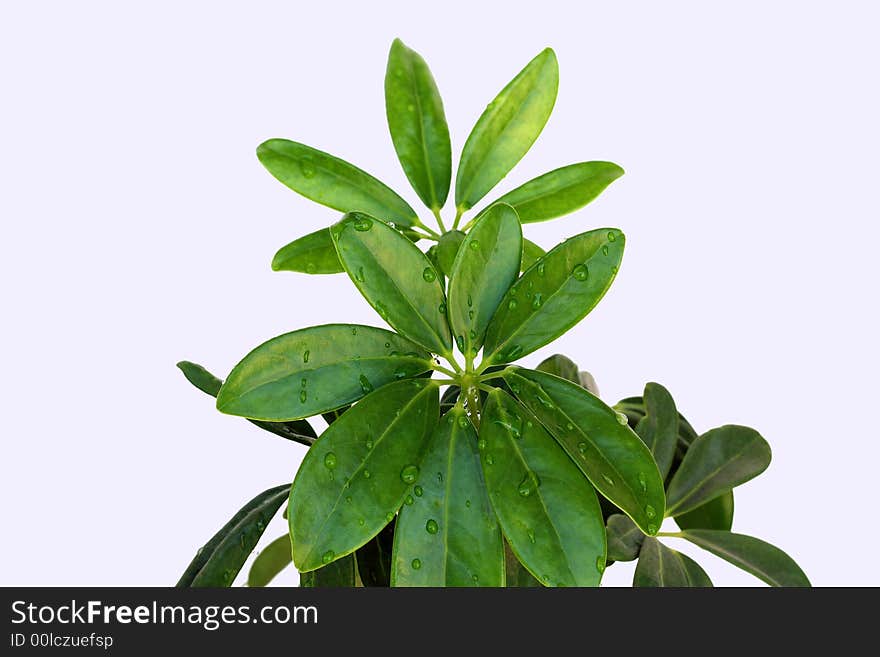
[460, 216, 477, 232]
[431, 363, 458, 378]
[432, 207, 447, 233]
[432, 378, 457, 386]
[412, 219, 441, 239]
[442, 351, 463, 374]
[466, 385, 483, 430]
[656, 531, 684, 538]
[478, 384, 496, 394]
[451, 205, 465, 230]
[479, 371, 504, 382]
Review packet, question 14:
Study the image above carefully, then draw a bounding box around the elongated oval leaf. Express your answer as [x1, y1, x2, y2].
[248, 534, 293, 587]
[634, 382, 679, 480]
[448, 203, 522, 357]
[483, 228, 624, 364]
[633, 537, 712, 587]
[300, 553, 356, 588]
[272, 227, 343, 275]
[178, 361, 316, 445]
[675, 492, 735, 531]
[681, 530, 809, 587]
[177, 484, 289, 587]
[392, 407, 504, 586]
[436, 230, 465, 276]
[504, 540, 542, 587]
[355, 522, 395, 587]
[480, 388, 605, 587]
[289, 379, 439, 572]
[257, 139, 417, 226]
[503, 367, 665, 535]
[491, 162, 624, 223]
[521, 238, 545, 271]
[455, 49, 559, 211]
[606, 514, 645, 562]
[332, 213, 452, 355]
[666, 425, 771, 516]
[216, 324, 432, 421]
[385, 39, 451, 210]
[535, 353, 579, 383]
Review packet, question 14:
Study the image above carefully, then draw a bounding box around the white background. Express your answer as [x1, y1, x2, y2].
[2, 1, 878, 586]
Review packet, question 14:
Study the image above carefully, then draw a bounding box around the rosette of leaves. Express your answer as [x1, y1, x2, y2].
[174, 40, 807, 587]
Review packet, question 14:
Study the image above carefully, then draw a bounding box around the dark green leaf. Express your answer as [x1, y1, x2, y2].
[289, 379, 439, 572]
[448, 203, 522, 356]
[216, 324, 432, 421]
[177, 360, 223, 396]
[521, 238, 545, 271]
[271, 227, 344, 275]
[634, 382, 678, 480]
[300, 553, 357, 588]
[256, 139, 417, 227]
[605, 514, 644, 562]
[504, 540, 542, 587]
[385, 39, 451, 210]
[483, 227, 624, 364]
[681, 530, 809, 587]
[503, 367, 665, 535]
[535, 354, 578, 383]
[491, 162, 624, 223]
[355, 521, 395, 587]
[666, 425, 771, 516]
[392, 408, 504, 586]
[322, 406, 349, 426]
[455, 48, 559, 211]
[633, 537, 713, 587]
[480, 388, 605, 587]
[177, 484, 289, 587]
[248, 534, 292, 587]
[440, 385, 460, 413]
[331, 213, 452, 355]
[675, 492, 735, 531]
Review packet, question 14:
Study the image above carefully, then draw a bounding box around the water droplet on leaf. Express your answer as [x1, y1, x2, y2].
[572, 264, 589, 281]
[411, 558, 421, 570]
[359, 374, 374, 394]
[400, 464, 419, 484]
[353, 216, 373, 231]
[645, 504, 656, 519]
[508, 299, 518, 310]
[426, 519, 439, 534]
[322, 550, 334, 564]
[422, 267, 436, 282]
[323, 452, 337, 470]
[413, 485, 423, 497]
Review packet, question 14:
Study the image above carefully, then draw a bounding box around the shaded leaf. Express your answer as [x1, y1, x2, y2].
[504, 540, 542, 587]
[605, 514, 644, 562]
[675, 492, 735, 531]
[248, 534, 292, 587]
[355, 521, 395, 587]
[300, 553, 356, 588]
[633, 537, 712, 587]
[634, 382, 678, 480]
[435, 230, 465, 277]
[535, 354, 579, 383]
[272, 227, 343, 275]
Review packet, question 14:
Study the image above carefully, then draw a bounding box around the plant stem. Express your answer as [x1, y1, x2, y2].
[412, 219, 441, 239]
[466, 385, 483, 430]
[431, 364, 458, 378]
[432, 207, 447, 233]
[451, 205, 465, 230]
[431, 378, 457, 386]
[460, 216, 477, 232]
[479, 371, 505, 382]
[478, 384, 496, 394]
[442, 351, 463, 374]
[656, 532, 684, 538]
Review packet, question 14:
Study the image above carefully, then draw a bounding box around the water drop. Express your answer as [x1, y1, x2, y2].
[455, 335, 465, 352]
[527, 529, 536, 544]
[607, 230, 617, 242]
[422, 267, 437, 282]
[355, 266, 365, 282]
[438, 303, 447, 314]
[577, 442, 588, 456]
[363, 469, 371, 479]
[505, 344, 524, 360]
[601, 245, 609, 256]
[365, 439, 374, 449]
[602, 474, 615, 486]
[477, 438, 487, 450]
[468, 329, 476, 340]
[469, 240, 479, 250]
[537, 394, 554, 409]
[300, 160, 316, 178]
[303, 350, 310, 363]
[299, 389, 307, 403]
[638, 472, 647, 492]
[425, 519, 439, 534]
[436, 472, 443, 483]
[465, 499, 471, 508]
[615, 411, 628, 425]
[358, 519, 365, 526]
[517, 471, 541, 497]
[458, 415, 470, 429]
[404, 495, 414, 505]
[411, 558, 422, 570]
[508, 299, 518, 310]
[375, 302, 388, 318]
[346, 496, 352, 504]
[468, 311, 475, 321]
[645, 504, 656, 519]
[385, 341, 391, 348]
[353, 216, 373, 231]
[323, 452, 337, 470]
[472, 574, 479, 583]
[612, 265, 619, 274]
[566, 422, 574, 430]
[385, 512, 395, 523]
[400, 464, 419, 484]
[647, 523, 657, 534]
[351, 326, 358, 335]
[393, 369, 407, 379]
[596, 557, 606, 574]
[322, 550, 334, 564]
[359, 374, 374, 394]
[572, 264, 589, 281]
[531, 293, 543, 310]
[301, 377, 308, 388]
[414, 485, 423, 497]
[485, 454, 495, 465]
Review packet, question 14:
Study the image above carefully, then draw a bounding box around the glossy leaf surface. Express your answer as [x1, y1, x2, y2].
[521, 238, 545, 271]
[633, 537, 712, 587]
[535, 353, 578, 383]
[248, 534, 292, 587]
[480, 389, 605, 587]
[300, 554, 356, 588]
[634, 382, 678, 480]
[448, 203, 522, 356]
[216, 325, 432, 421]
[666, 425, 771, 516]
[483, 228, 624, 364]
[272, 228, 343, 275]
[436, 230, 465, 277]
[257, 139, 417, 226]
[455, 49, 559, 210]
[332, 213, 452, 355]
[503, 367, 664, 535]
[675, 492, 735, 531]
[385, 39, 451, 210]
[682, 530, 810, 587]
[605, 514, 644, 562]
[392, 407, 504, 586]
[289, 379, 439, 571]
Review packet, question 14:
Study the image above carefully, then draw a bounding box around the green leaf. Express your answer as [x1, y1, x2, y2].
[392, 407, 504, 586]
[300, 553, 357, 588]
[440, 385, 461, 414]
[634, 382, 679, 480]
[289, 379, 439, 572]
[633, 537, 712, 587]
[455, 48, 559, 211]
[503, 367, 665, 535]
[385, 39, 451, 210]
[177, 484, 289, 587]
[256, 139, 417, 227]
[272, 228, 344, 275]
[666, 425, 771, 516]
[504, 540, 542, 587]
[331, 213, 452, 355]
[248, 534, 293, 587]
[578, 371, 600, 396]
[355, 521, 395, 587]
[178, 361, 317, 445]
[480, 388, 605, 587]
[535, 353, 579, 383]
[448, 203, 522, 357]
[483, 227, 624, 364]
[491, 162, 624, 223]
[675, 492, 735, 531]
[521, 238, 545, 271]
[216, 324, 432, 422]
[605, 514, 644, 562]
[435, 230, 464, 277]
[681, 530, 810, 587]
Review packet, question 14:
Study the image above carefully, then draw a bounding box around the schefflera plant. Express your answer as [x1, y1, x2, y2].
[176, 39, 809, 587]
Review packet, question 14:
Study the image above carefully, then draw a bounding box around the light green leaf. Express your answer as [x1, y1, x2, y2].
[633, 537, 712, 587]
[483, 228, 624, 364]
[455, 49, 559, 211]
[675, 492, 735, 531]
[436, 230, 465, 277]
[448, 203, 522, 357]
[385, 39, 451, 210]
[480, 388, 605, 587]
[681, 530, 810, 587]
[216, 324, 432, 422]
[272, 227, 343, 275]
[289, 379, 439, 572]
[666, 425, 771, 516]
[521, 238, 545, 271]
[606, 514, 644, 562]
[300, 554, 356, 588]
[491, 162, 624, 223]
[503, 367, 665, 535]
[177, 484, 289, 587]
[331, 213, 452, 355]
[535, 353, 579, 383]
[392, 408, 504, 586]
[257, 139, 417, 226]
[248, 534, 293, 587]
[634, 382, 679, 480]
